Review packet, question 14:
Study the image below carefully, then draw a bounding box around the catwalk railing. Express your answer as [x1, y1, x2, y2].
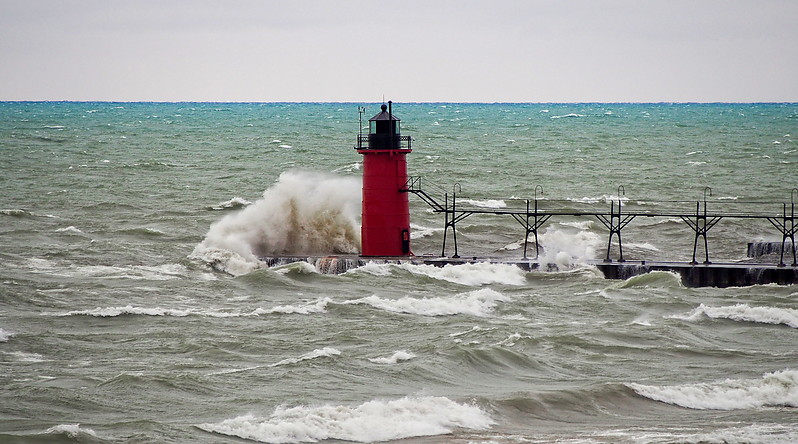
[402, 178, 798, 267]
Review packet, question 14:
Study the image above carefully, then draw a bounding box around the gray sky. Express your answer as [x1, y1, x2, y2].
[1, 0, 796, 102]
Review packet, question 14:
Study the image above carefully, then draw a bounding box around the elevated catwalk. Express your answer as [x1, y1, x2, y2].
[259, 255, 798, 288]
[259, 183, 797, 288]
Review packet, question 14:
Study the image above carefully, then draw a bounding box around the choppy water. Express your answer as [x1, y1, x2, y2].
[2, 102, 797, 443]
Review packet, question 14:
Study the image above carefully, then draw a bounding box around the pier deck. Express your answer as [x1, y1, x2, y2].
[259, 255, 798, 288]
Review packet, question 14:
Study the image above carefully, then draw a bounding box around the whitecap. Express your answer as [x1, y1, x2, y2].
[409, 224, 443, 239]
[624, 242, 661, 252]
[610, 423, 798, 443]
[58, 305, 194, 317]
[0, 328, 12, 342]
[211, 197, 252, 210]
[558, 220, 594, 230]
[1, 209, 31, 217]
[400, 262, 528, 286]
[449, 325, 496, 338]
[55, 226, 84, 234]
[350, 262, 526, 286]
[550, 113, 585, 119]
[677, 303, 798, 328]
[498, 241, 523, 251]
[652, 218, 683, 225]
[627, 369, 798, 410]
[331, 162, 362, 173]
[567, 194, 629, 204]
[273, 261, 318, 275]
[197, 396, 493, 443]
[4, 351, 47, 362]
[44, 424, 99, 439]
[270, 347, 341, 367]
[37, 263, 188, 281]
[460, 199, 507, 209]
[369, 350, 416, 364]
[494, 333, 526, 347]
[344, 288, 510, 317]
[255, 297, 331, 315]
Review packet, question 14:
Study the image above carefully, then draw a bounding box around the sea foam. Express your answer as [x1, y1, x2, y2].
[198, 396, 493, 443]
[628, 369, 798, 410]
[191, 171, 361, 276]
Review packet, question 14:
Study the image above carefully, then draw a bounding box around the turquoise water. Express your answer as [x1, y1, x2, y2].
[1, 102, 798, 443]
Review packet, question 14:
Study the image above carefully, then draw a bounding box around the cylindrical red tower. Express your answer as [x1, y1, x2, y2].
[356, 101, 412, 257]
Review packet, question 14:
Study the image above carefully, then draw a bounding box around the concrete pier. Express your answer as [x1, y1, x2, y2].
[593, 260, 798, 288]
[259, 255, 798, 288]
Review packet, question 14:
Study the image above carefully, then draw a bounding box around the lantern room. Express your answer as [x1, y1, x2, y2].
[357, 101, 412, 151]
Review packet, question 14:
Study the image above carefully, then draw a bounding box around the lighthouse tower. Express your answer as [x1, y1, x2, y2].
[356, 101, 412, 257]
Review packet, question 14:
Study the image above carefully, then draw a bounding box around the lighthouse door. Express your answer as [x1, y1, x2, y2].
[401, 229, 410, 255]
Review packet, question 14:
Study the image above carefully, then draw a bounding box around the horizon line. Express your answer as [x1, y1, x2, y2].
[2, 100, 798, 105]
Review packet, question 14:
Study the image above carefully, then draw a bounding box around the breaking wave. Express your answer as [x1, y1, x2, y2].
[191, 171, 361, 275]
[344, 288, 510, 317]
[675, 303, 798, 328]
[54, 298, 331, 318]
[628, 369, 798, 410]
[198, 396, 493, 443]
[44, 424, 100, 440]
[271, 347, 341, 367]
[353, 262, 527, 286]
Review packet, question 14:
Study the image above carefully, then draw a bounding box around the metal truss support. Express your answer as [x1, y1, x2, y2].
[595, 197, 636, 263]
[510, 197, 551, 260]
[766, 189, 798, 267]
[681, 188, 722, 265]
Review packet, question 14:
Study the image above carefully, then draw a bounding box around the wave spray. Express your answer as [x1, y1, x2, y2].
[192, 171, 361, 275]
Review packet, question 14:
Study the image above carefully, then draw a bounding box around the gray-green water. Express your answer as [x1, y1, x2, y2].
[1, 102, 797, 443]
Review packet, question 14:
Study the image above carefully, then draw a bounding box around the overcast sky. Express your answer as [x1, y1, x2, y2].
[1, 0, 796, 102]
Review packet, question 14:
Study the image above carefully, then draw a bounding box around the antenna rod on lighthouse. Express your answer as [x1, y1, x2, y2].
[388, 100, 393, 149]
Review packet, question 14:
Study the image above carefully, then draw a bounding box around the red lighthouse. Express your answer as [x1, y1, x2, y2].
[356, 101, 412, 257]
